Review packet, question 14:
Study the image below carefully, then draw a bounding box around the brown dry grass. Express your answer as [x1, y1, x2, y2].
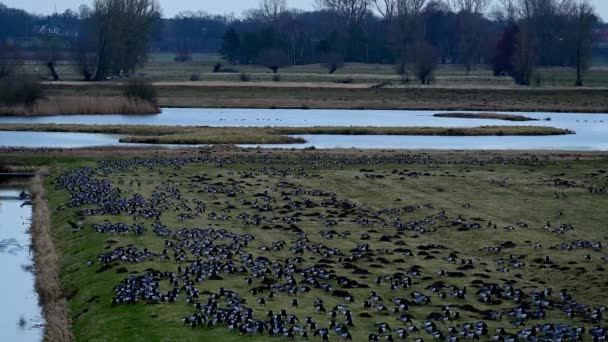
[0, 96, 159, 116]
[31, 172, 73, 342]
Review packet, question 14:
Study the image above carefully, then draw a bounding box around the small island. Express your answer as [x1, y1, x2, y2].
[434, 112, 539, 121]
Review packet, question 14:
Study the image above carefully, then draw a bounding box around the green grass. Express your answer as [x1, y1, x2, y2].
[21, 53, 608, 87]
[0, 123, 574, 146]
[5, 150, 608, 341]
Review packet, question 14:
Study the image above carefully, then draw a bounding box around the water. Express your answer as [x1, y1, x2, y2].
[0, 131, 124, 148]
[0, 188, 43, 342]
[0, 108, 607, 150]
[1, 108, 606, 128]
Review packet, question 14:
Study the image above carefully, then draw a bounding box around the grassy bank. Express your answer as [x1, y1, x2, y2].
[0, 123, 574, 145]
[0, 96, 160, 116]
[31, 172, 73, 341]
[42, 84, 608, 113]
[433, 112, 540, 121]
[4, 150, 608, 340]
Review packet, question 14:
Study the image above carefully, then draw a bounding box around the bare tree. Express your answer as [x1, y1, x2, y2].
[567, 0, 597, 86]
[316, 0, 372, 27]
[412, 41, 438, 84]
[514, 0, 574, 66]
[374, 0, 397, 21]
[452, 0, 489, 74]
[512, 23, 536, 85]
[88, 0, 161, 80]
[381, 0, 428, 72]
[257, 48, 290, 73]
[260, 0, 288, 22]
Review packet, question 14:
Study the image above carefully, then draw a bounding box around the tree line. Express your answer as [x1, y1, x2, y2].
[0, 0, 605, 85]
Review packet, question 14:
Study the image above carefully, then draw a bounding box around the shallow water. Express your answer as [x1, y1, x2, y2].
[0, 188, 43, 341]
[0, 108, 607, 150]
[1, 108, 607, 128]
[0, 131, 124, 148]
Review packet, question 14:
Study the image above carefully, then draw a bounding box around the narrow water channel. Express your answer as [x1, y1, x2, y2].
[0, 188, 43, 341]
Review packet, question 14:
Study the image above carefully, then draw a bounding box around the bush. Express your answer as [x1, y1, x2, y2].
[122, 78, 157, 105]
[220, 67, 239, 73]
[0, 77, 44, 108]
[272, 74, 281, 82]
[190, 74, 201, 81]
[213, 63, 222, 72]
[239, 73, 251, 82]
[335, 77, 353, 84]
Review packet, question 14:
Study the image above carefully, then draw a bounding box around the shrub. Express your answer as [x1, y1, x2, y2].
[320, 52, 344, 74]
[122, 78, 157, 105]
[335, 77, 353, 84]
[213, 63, 222, 72]
[272, 74, 281, 82]
[0, 77, 44, 108]
[190, 74, 201, 81]
[239, 73, 251, 82]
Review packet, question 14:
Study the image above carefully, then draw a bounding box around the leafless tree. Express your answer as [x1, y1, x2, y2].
[257, 48, 290, 73]
[316, 0, 372, 27]
[374, 0, 397, 21]
[260, 0, 288, 22]
[514, 0, 574, 65]
[412, 41, 438, 84]
[566, 0, 597, 86]
[512, 23, 536, 85]
[379, 0, 427, 73]
[452, 0, 489, 74]
[88, 0, 161, 80]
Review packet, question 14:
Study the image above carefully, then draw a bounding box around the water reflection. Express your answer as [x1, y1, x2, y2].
[0, 188, 43, 341]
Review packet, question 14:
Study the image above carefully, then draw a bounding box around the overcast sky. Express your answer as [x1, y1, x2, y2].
[2, 0, 607, 21]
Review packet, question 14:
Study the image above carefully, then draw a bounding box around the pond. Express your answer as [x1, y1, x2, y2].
[0, 188, 43, 342]
[0, 108, 607, 150]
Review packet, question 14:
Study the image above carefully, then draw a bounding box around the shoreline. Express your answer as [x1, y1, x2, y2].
[30, 172, 73, 342]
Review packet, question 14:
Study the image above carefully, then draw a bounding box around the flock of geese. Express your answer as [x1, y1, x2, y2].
[53, 153, 608, 341]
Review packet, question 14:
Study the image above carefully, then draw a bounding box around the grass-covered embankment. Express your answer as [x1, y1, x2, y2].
[45, 83, 608, 113]
[31, 172, 73, 341]
[0, 123, 574, 145]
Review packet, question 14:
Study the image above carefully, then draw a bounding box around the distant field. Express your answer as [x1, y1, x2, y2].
[19, 53, 608, 88]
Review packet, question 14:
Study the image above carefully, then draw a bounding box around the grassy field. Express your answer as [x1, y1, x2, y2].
[10, 53, 607, 113]
[22, 53, 608, 88]
[0, 124, 574, 145]
[4, 149, 608, 341]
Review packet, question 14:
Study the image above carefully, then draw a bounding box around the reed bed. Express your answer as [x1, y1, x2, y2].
[0, 96, 160, 116]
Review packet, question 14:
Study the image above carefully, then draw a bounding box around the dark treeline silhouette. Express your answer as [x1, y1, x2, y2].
[0, 0, 606, 85]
